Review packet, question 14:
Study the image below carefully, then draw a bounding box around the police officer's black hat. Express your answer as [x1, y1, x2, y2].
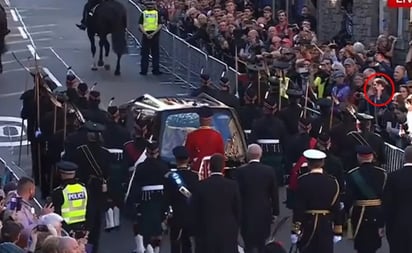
[78, 82, 88, 93]
[286, 89, 303, 98]
[84, 121, 106, 132]
[173, 146, 189, 160]
[108, 106, 119, 115]
[197, 106, 214, 118]
[147, 141, 160, 154]
[56, 160, 78, 174]
[317, 98, 333, 109]
[355, 145, 374, 155]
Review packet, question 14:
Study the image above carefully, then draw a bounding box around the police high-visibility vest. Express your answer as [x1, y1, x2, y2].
[61, 184, 88, 225]
[142, 10, 158, 32]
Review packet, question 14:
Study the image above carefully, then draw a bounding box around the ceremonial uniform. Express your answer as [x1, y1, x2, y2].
[250, 98, 288, 185]
[51, 161, 90, 233]
[76, 82, 89, 110]
[83, 91, 110, 125]
[129, 142, 169, 250]
[238, 88, 261, 134]
[291, 150, 343, 253]
[279, 89, 303, 136]
[235, 159, 279, 253]
[164, 146, 199, 253]
[190, 74, 218, 98]
[310, 98, 341, 138]
[383, 161, 412, 253]
[185, 107, 225, 173]
[345, 146, 387, 253]
[214, 77, 240, 111]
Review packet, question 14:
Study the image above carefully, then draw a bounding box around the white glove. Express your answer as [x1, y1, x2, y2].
[35, 128, 42, 138]
[291, 234, 299, 244]
[339, 202, 344, 210]
[333, 235, 342, 244]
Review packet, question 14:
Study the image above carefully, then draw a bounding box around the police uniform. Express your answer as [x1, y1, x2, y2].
[51, 161, 89, 233]
[250, 98, 288, 185]
[310, 98, 341, 138]
[164, 146, 199, 253]
[190, 74, 218, 98]
[279, 89, 303, 136]
[291, 149, 343, 253]
[129, 142, 169, 251]
[139, 1, 162, 75]
[345, 146, 387, 253]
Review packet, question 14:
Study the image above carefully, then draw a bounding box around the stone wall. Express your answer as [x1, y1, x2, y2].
[316, 0, 343, 42]
[351, 0, 380, 43]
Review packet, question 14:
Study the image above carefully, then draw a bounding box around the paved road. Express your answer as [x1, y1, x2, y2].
[0, 0, 390, 252]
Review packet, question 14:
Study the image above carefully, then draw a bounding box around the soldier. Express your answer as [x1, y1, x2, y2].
[123, 119, 149, 171]
[104, 104, 130, 149]
[310, 98, 341, 138]
[249, 97, 288, 185]
[237, 88, 261, 132]
[345, 146, 387, 253]
[235, 144, 279, 253]
[83, 90, 110, 124]
[214, 77, 240, 111]
[191, 154, 241, 253]
[185, 106, 225, 172]
[129, 142, 169, 253]
[279, 89, 303, 136]
[50, 161, 89, 235]
[346, 113, 385, 169]
[76, 82, 89, 110]
[71, 121, 113, 253]
[76, 0, 103, 30]
[290, 149, 343, 253]
[191, 74, 218, 98]
[164, 146, 199, 253]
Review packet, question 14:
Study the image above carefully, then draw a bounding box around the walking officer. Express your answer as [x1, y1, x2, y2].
[139, 1, 162, 76]
[164, 146, 199, 253]
[290, 149, 343, 253]
[51, 161, 89, 234]
[345, 145, 387, 253]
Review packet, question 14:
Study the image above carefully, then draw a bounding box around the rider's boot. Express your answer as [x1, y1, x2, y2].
[76, 21, 87, 30]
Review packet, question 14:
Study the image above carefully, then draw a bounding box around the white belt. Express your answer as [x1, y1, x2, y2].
[142, 185, 164, 191]
[108, 148, 123, 154]
[244, 130, 252, 134]
[257, 139, 279, 144]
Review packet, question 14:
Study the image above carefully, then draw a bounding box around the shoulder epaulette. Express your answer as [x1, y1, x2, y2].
[123, 140, 133, 146]
[297, 172, 310, 179]
[347, 167, 360, 174]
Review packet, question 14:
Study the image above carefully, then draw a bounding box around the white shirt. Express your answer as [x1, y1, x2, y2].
[407, 112, 412, 138]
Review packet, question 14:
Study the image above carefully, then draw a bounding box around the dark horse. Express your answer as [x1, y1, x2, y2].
[0, 3, 8, 74]
[87, 0, 127, 76]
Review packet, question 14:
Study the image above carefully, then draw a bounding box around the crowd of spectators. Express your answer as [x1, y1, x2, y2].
[0, 177, 87, 253]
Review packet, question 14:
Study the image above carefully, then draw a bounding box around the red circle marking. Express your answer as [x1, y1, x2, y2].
[362, 72, 395, 107]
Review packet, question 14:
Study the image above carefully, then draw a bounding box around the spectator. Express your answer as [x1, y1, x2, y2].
[0, 221, 25, 253]
[331, 70, 351, 102]
[58, 236, 82, 253]
[40, 236, 60, 253]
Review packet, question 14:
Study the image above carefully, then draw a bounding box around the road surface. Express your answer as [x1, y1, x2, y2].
[0, 0, 389, 252]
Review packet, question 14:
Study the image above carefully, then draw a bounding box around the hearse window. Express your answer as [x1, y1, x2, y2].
[160, 109, 245, 163]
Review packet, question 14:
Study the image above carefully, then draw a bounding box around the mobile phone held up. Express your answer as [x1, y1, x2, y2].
[9, 197, 22, 211]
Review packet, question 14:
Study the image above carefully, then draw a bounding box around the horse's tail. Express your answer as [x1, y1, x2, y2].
[111, 29, 127, 56]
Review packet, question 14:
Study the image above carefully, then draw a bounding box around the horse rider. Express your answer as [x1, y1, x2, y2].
[139, 1, 162, 76]
[0, 3, 10, 36]
[290, 149, 343, 253]
[345, 145, 387, 253]
[76, 0, 103, 30]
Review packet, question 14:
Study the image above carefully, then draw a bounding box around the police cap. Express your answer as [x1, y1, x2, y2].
[197, 106, 213, 118]
[356, 113, 374, 121]
[303, 149, 326, 160]
[56, 160, 78, 174]
[84, 121, 106, 132]
[286, 89, 303, 98]
[173, 146, 189, 160]
[317, 98, 333, 108]
[355, 145, 374, 155]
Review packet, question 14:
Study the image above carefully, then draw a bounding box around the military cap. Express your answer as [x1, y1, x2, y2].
[84, 121, 106, 132]
[78, 82, 88, 93]
[197, 106, 213, 118]
[219, 77, 230, 87]
[287, 89, 303, 98]
[66, 73, 76, 82]
[200, 74, 210, 82]
[89, 90, 101, 99]
[317, 98, 333, 108]
[56, 161, 78, 174]
[355, 145, 374, 155]
[108, 106, 119, 115]
[263, 98, 277, 110]
[173, 146, 189, 160]
[299, 117, 312, 128]
[356, 113, 374, 121]
[146, 141, 160, 154]
[317, 132, 331, 145]
[303, 149, 326, 160]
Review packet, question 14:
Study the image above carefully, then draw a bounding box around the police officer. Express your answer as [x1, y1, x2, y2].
[164, 146, 199, 253]
[139, 1, 162, 76]
[250, 97, 288, 185]
[345, 145, 387, 253]
[76, 0, 103, 30]
[290, 149, 343, 253]
[279, 89, 303, 136]
[51, 161, 89, 234]
[129, 142, 169, 253]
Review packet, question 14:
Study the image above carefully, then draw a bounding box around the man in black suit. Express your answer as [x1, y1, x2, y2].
[191, 153, 241, 253]
[235, 144, 279, 253]
[383, 145, 412, 253]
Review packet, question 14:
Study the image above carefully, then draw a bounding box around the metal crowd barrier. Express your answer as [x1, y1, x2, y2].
[383, 143, 404, 173]
[126, 0, 240, 93]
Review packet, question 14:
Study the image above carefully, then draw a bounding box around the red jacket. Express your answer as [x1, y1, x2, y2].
[288, 138, 317, 190]
[185, 127, 225, 171]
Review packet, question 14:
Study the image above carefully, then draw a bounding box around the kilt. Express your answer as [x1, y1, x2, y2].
[137, 198, 164, 238]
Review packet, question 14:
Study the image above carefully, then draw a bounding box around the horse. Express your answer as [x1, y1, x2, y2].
[0, 3, 8, 74]
[87, 0, 127, 76]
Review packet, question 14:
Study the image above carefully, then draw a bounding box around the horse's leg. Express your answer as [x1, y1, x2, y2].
[98, 37, 104, 67]
[114, 53, 121, 76]
[88, 31, 98, 71]
[103, 36, 110, 71]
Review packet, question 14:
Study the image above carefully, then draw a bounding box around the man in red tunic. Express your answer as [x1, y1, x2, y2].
[185, 107, 225, 172]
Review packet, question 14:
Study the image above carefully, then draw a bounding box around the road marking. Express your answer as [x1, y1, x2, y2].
[42, 67, 62, 87]
[8, 31, 52, 37]
[4, 46, 49, 54]
[10, 9, 18, 22]
[27, 45, 40, 59]
[0, 116, 29, 147]
[27, 24, 57, 29]
[4, 0, 10, 7]
[6, 38, 50, 45]
[48, 47, 83, 82]
[14, 8, 35, 46]
[0, 91, 24, 98]
[1, 67, 35, 74]
[17, 27, 28, 39]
